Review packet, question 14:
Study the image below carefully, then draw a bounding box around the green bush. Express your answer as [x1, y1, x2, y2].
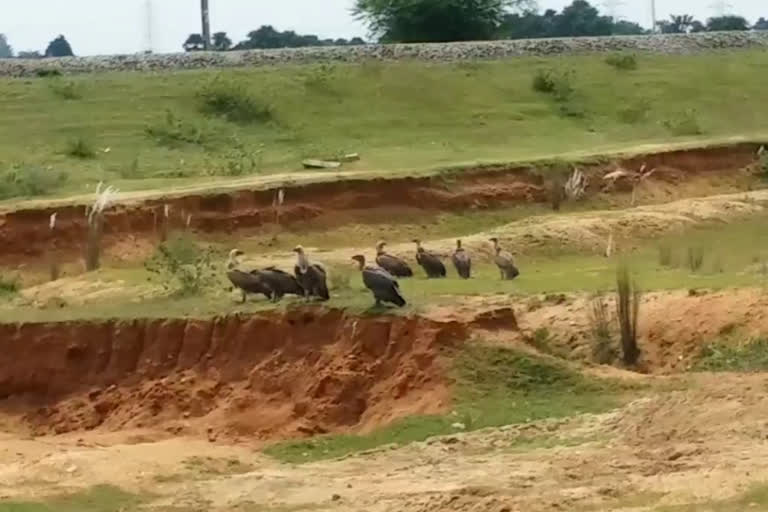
[64, 136, 96, 159]
[618, 98, 651, 124]
[0, 164, 69, 200]
[49, 79, 83, 100]
[605, 54, 638, 71]
[663, 109, 703, 136]
[693, 338, 768, 372]
[206, 137, 264, 177]
[0, 273, 19, 296]
[197, 77, 273, 124]
[616, 263, 641, 366]
[145, 110, 208, 148]
[144, 234, 217, 296]
[589, 293, 616, 364]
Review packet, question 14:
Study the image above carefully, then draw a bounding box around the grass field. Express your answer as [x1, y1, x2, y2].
[1, 51, 768, 201]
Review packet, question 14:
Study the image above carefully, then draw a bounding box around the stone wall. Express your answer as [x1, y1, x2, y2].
[1, 31, 767, 77]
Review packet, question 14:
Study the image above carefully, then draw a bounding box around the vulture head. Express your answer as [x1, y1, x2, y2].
[411, 238, 423, 251]
[488, 237, 501, 254]
[351, 254, 366, 270]
[292, 245, 305, 255]
[227, 249, 245, 270]
[376, 240, 386, 254]
[456, 239, 463, 250]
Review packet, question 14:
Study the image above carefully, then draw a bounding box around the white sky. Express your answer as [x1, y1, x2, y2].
[1, 0, 765, 56]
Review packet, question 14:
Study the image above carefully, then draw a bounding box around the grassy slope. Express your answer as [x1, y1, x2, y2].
[1, 51, 768, 200]
[3, 212, 768, 323]
[264, 344, 631, 463]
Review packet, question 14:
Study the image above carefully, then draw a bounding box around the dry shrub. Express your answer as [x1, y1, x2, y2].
[686, 247, 705, 273]
[616, 262, 641, 366]
[589, 293, 616, 364]
[84, 184, 118, 271]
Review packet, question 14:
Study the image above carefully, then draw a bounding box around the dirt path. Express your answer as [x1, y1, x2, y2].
[3, 373, 768, 511]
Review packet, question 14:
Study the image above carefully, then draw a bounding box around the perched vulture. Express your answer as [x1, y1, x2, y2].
[293, 245, 330, 301]
[225, 249, 273, 302]
[413, 239, 446, 278]
[258, 267, 305, 301]
[351, 255, 406, 308]
[452, 239, 472, 279]
[375, 240, 413, 278]
[489, 238, 520, 280]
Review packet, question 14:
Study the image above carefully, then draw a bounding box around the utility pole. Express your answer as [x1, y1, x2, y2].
[650, 0, 657, 34]
[144, 0, 153, 54]
[201, 0, 211, 51]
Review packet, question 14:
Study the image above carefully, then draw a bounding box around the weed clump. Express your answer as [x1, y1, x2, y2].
[532, 68, 573, 101]
[618, 98, 651, 124]
[197, 77, 273, 124]
[145, 110, 208, 148]
[0, 273, 19, 296]
[65, 136, 96, 159]
[0, 164, 68, 200]
[663, 109, 703, 136]
[616, 263, 641, 366]
[144, 234, 217, 296]
[604, 54, 638, 71]
[589, 293, 616, 364]
[49, 79, 83, 100]
[694, 338, 768, 372]
[686, 247, 705, 273]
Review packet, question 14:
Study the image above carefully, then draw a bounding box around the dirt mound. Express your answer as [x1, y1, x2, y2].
[0, 309, 466, 439]
[0, 143, 760, 264]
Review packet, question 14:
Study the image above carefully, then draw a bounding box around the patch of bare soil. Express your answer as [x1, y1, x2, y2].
[0, 143, 760, 264]
[4, 374, 768, 512]
[0, 310, 465, 439]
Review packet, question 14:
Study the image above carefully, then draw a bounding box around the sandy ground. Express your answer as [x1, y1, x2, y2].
[3, 373, 768, 511]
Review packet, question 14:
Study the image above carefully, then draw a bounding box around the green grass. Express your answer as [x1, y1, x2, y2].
[654, 482, 768, 511]
[263, 344, 630, 463]
[692, 337, 768, 372]
[0, 485, 146, 512]
[1, 51, 768, 200]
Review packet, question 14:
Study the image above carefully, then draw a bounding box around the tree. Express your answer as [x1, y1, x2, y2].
[212, 32, 232, 51]
[550, 0, 613, 37]
[17, 50, 42, 59]
[754, 17, 768, 30]
[658, 14, 699, 34]
[183, 33, 206, 52]
[706, 15, 749, 32]
[233, 26, 366, 49]
[610, 19, 647, 35]
[0, 34, 13, 58]
[354, 0, 524, 43]
[45, 35, 74, 57]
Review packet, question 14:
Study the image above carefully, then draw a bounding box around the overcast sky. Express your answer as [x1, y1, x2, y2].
[2, 0, 765, 56]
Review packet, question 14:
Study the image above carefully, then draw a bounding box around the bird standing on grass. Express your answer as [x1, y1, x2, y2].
[225, 249, 273, 303]
[489, 237, 520, 280]
[413, 238, 446, 278]
[375, 240, 413, 278]
[293, 245, 330, 301]
[351, 254, 406, 308]
[452, 239, 471, 279]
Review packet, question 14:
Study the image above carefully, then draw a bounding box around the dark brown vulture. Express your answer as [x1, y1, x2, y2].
[258, 267, 305, 301]
[225, 249, 273, 302]
[412, 239, 446, 278]
[452, 239, 471, 279]
[489, 238, 520, 280]
[352, 255, 406, 308]
[375, 240, 413, 278]
[293, 245, 330, 301]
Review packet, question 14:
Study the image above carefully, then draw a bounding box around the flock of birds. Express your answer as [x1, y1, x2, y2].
[226, 238, 520, 308]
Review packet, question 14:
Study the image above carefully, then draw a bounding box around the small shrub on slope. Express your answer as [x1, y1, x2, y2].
[144, 234, 217, 296]
[197, 77, 273, 124]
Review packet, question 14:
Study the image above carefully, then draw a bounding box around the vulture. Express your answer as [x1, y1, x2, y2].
[413, 239, 446, 278]
[293, 245, 330, 301]
[489, 238, 520, 280]
[225, 249, 273, 302]
[258, 267, 305, 301]
[375, 240, 413, 278]
[351, 255, 406, 308]
[452, 239, 472, 279]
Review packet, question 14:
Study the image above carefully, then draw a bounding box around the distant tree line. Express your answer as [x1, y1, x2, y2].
[183, 26, 366, 52]
[0, 34, 75, 58]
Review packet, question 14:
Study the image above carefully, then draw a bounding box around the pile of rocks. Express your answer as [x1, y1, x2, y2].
[1, 31, 767, 78]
